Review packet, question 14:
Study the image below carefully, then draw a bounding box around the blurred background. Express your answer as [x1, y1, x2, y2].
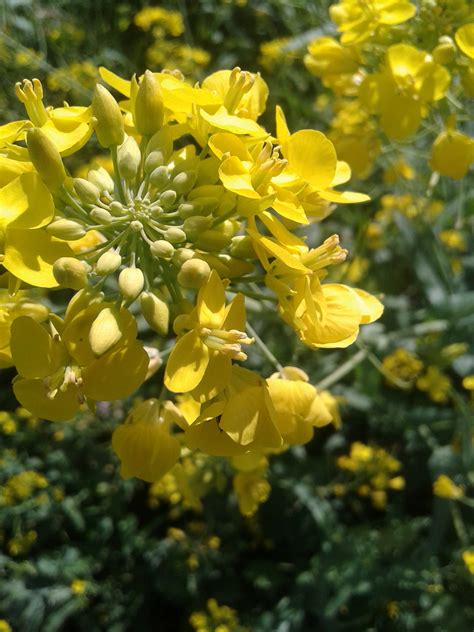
[0, 1, 473, 630]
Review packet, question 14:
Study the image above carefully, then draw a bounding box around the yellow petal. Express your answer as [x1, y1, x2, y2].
[99, 67, 131, 97]
[219, 156, 260, 199]
[185, 418, 247, 456]
[10, 316, 58, 378]
[82, 341, 148, 401]
[165, 330, 209, 393]
[13, 377, 79, 422]
[351, 288, 384, 324]
[3, 229, 73, 288]
[285, 130, 337, 189]
[0, 173, 54, 229]
[200, 106, 268, 137]
[455, 23, 474, 59]
[197, 270, 226, 328]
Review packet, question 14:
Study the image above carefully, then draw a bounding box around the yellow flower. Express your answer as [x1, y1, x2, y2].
[416, 366, 451, 403]
[382, 348, 423, 387]
[165, 270, 253, 399]
[70, 579, 87, 595]
[462, 375, 474, 390]
[112, 399, 184, 482]
[462, 550, 474, 574]
[0, 621, 12, 632]
[0, 172, 72, 287]
[185, 366, 282, 455]
[433, 474, 464, 499]
[267, 366, 333, 445]
[11, 297, 148, 421]
[360, 44, 451, 139]
[233, 470, 271, 516]
[455, 23, 474, 59]
[430, 125, 473, 179]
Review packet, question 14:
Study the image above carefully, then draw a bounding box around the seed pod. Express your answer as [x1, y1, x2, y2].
[74, 177, 100, 204]
[134, 70, 164, 136]
[118, 267, 144, 301]
[150, 240, 175, 259]
[118, 135, 141, 181]
[26, 128, 66, 189]
[140, 292, 169, 336]
[96, 251, 122, 276]
[92, 84, 125, 148]
[87, 167, 114, 193]
[53, 257, 89, 290]
[89, 307, 123, 356]
[177, 258, 211, 289]
[46, 219, 86, 240]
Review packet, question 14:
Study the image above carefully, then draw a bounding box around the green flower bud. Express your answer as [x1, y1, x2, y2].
[177, 258, 211, 289]
[26, 127, 66, 189]
[46, 219, 86, 240]
[171, 171, 197, 195]
[87, 167, 114, 193]
[144, 150, 164, 174]
[140, 292, 169, 336]
[150, 166, 170, 190]
[74, 177, 100, 204]
[53, 257, 89, 290]
[172, 247, 195, 266]
[89, 306, 123, 356]
[433, 36, 456, 64]
[90, 207, 113, 224]
[159, 190, 177, 208]
[187, 196, 219, 216]
[134, 70, 165, 136]
[118, 267, 144, 301]
[96, 250, 122, 276]
[177, 203, 198, 219]
[230, 235, 256, 258]
[164, 227, 186, 243]
[130, 220, 143, 232]
[92, 84, 125, 148]
[183, 216, 213, 239]
[195, 228, 232, 251]
[118, 135, 141, 181]
[150, 240, 175, 259]
[109, 201, 125, 216]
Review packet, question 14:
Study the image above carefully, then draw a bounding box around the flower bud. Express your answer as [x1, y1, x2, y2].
[87, 167, 114, 193]
[140, 292, 169, 336]
[171, 171, 197, 195]
[150, 240, 175, 259]
[177, 203, 199, 219]
[172, 247, 195, 266]
[118, 267, 144, 301]
[26, 127, 66, 189]
[118, 135, 141, 181]
[144, 150, 164, 173]
[230, 235, 256, 258]
[195, 229, 233, 251]
[74, 177, 100, 204]
[109, 201, 125, 216]
[164, 227, 186, 243]
[134, 70, 165, 136]
[96, 250, 122, 276]
[46, 219, 86, 240]
[150, 166, 170, 190]
[92, 84, 125, 148]
[433, 36, 456, 64]
[89, 306, 123, 356]
[53, 257, 89, 290]
[177, 258, 211, 289]
[159, 190, 177, 208]
[90, 207, 113, 224]
[183, 216, 213, 239]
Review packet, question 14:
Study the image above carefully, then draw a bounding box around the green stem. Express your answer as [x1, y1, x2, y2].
[111, 145, 127, 204]
[246, 321, 283, 372]
[316, 348, 368, 391]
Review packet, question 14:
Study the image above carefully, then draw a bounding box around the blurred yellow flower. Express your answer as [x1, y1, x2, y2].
[433, 474, 464, 499]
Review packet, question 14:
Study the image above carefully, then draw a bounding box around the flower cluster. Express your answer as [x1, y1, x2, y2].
[0, 66, 382, 486]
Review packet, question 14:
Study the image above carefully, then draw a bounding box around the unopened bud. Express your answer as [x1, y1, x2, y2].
[173, 247, 195, 266]
[171, 170, 197, 195]
[92, 84, 125, 148]
[230, 235, 256, 258]
[177, 258, 211, 289]
[74, 177, 100, 204]
[109, 201, 125, 216]
[150, 166, 170, 190]
[87, 167, 114, 193]
[150, 240, 175, 259]
[159, 190, 177, 208]
[89, 307, 123, 356]
[164, 227, 186, 243]
[140, 292, 169, 336]
[90, 207, 113, 224]
[134, 70, 165, 136]
[26, 127, 66, 189]
[183, 216, 213, 239]
[53, 257, 89, 290]
[144, 150, 164, 173]
[118, 267, 144, 301]
[46, 218, 86, 240]
[118, 135, 141, 181]
[433, 36, 456, 64]
[96, 250, 122, 275]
